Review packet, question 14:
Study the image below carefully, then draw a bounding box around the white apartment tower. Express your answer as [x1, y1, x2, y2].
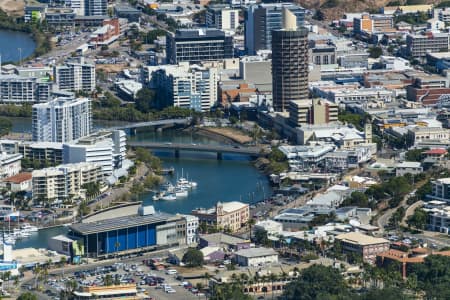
[32, 97, 92, 143]
[54, 58, 96, 92]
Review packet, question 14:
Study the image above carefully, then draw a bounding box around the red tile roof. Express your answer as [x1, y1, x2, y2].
[425, 148, 448, 155]
[3, 172, 32, 184]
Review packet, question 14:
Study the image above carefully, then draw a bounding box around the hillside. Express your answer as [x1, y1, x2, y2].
[297, 0, 443, 20]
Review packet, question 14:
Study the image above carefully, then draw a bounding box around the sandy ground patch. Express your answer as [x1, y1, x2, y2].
[0, 0, 25, 17]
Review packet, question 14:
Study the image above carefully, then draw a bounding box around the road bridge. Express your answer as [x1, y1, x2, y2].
[127, 141, 268, 159]
[107, 118, 191, 131]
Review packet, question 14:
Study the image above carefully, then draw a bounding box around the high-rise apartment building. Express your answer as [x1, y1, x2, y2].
[32, 97, 92, 143]
[245, 3, 305, 55]
[148, 62, 218, 112]
[0, 75, 52, 103]
[54, 58, 96, 92]
[272, 8, 309, 112]
[206, 5, 240, 30]
[85, 0, 107, 16]
[166, 29, 233, 64]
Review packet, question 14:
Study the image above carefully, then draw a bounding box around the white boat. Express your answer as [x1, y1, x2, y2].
[161, 193, 177, 201]
[21, 223, 38, 232]
[174, 188, 188, 197]
[177, 178, 197, 188]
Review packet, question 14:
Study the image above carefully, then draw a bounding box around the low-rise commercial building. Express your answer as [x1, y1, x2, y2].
[0, 153, 22, 179]
[234, 247, 278, 266]
[89, 18, 120, 45]
[199, 233, 250, 251]
[395, 161, 423, 176]
[406, 127, 450, 147]
[1, 172, 32, 192]
[288, 98, 338, 126]
[335, 232, 389, 263]
[192, 201, 249, 232]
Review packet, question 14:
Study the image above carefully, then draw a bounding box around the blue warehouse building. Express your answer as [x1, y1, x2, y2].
[69, 210, 180, 258]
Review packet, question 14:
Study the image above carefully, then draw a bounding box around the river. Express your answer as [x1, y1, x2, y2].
[0, 30, 36, 63]
[6, 118, 272, 249]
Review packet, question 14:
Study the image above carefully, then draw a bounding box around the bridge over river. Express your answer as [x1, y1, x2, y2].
[127, 141, 268, 159]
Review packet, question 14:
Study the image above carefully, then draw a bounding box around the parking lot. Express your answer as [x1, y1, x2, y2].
[37, 260, 203, 300]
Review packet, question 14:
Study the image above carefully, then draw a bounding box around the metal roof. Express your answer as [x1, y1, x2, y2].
[69, 212, 173, 235]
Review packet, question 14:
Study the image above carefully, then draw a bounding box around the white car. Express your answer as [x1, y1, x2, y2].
[166, 288, 176, 293]
[166, 269, 177, 275]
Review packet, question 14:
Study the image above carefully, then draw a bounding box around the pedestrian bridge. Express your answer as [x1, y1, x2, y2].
[127, 142, 268, 159]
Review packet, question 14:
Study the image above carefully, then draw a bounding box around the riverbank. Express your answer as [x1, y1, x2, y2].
[194, 127, 253, 145]
[0, 9, 50, 61]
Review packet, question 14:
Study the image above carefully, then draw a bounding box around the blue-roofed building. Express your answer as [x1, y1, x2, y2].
[68, 206, 188, 258]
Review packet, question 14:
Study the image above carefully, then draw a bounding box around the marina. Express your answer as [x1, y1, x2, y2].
[6, 120, 272, 250]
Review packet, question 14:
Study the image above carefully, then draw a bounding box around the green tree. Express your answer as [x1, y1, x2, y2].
[182, 248, 204, 267]
[405, 149, 423, 162]
[17, 292, 38, 300]
[0, 117, 12, 136]
[135, 88, 156, 113]
[342, 191, 369, 207]
[407, 208, 427, 230]
[282, 265, 352, 300]
[369, 46, 383, 58]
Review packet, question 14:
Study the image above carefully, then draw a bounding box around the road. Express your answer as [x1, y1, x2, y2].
[401, 200, 424, 227]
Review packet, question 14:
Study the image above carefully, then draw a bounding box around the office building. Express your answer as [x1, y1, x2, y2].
[68, 0, 85, 16]
[395, 161, 423, 176]
[406, 32, 450, 59]
[114, 5, 140, 22]
[429, 178, 450, 202]
[206, 5, 239, 30]
[353, 13, 394, 34]
[24, 5, 47, 22]
[0, 75, 52, 103]
[54, 58, 95, 92]
[166, 29, 233, 64]
[32, 162, 103, 204]
[272, 8, 309, 112]
[288, 98, 338, 126]
[148, 62, 218, 112]
[335, 232, 389, 263]
[32, 97, 92, 143]
[192, 201, 249, 232]
[45, 8, 76, 27]
[245, 3, 305, 55]
[85, 0, 107, 16]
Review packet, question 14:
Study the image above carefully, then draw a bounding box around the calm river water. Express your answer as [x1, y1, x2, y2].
[6, 118, 271, 249]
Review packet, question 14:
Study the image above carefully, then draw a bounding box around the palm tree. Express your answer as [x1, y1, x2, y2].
[269, 273, 278, 300]
[204, 272, 211, 287]
[60, 256, 67, 277]
[247, 218, 256, 241]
